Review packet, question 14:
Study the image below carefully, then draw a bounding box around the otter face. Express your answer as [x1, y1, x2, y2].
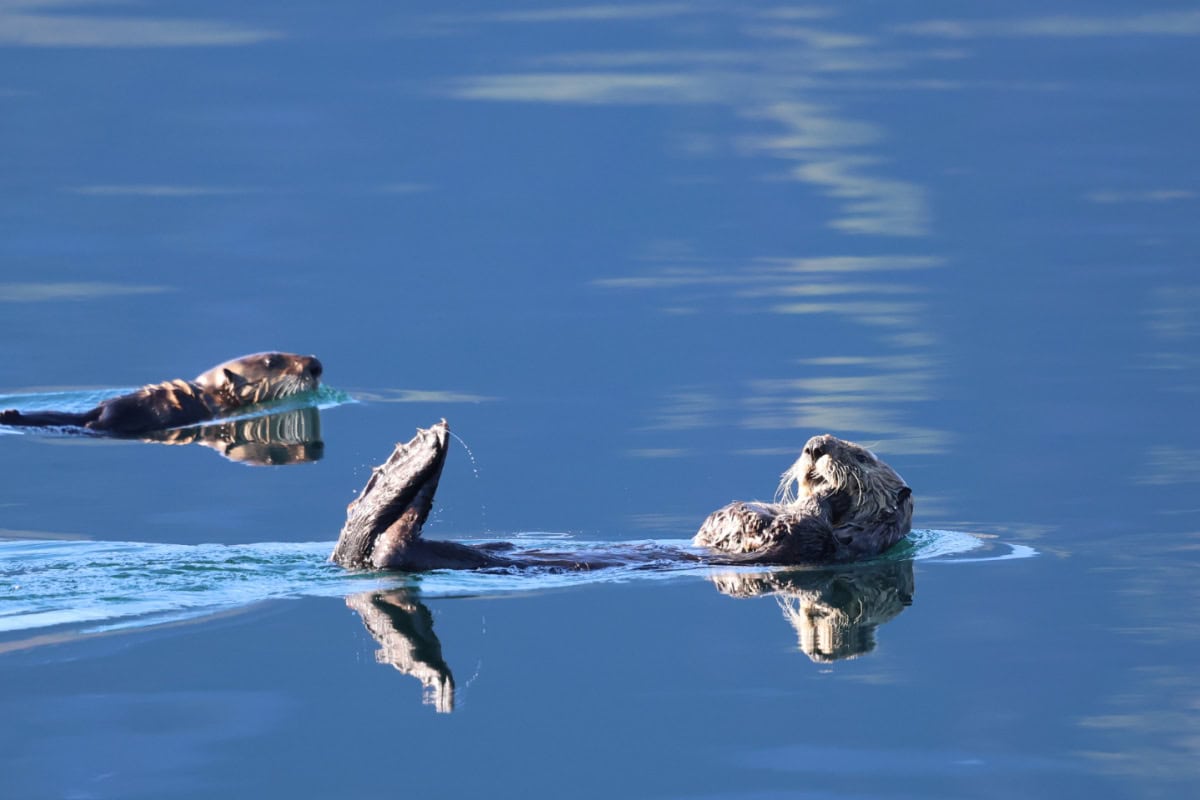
[777, 434, 888, 504]
[195, 352, 323, 407]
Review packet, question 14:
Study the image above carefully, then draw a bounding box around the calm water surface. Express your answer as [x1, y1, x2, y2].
[1, 2, 1198, 798]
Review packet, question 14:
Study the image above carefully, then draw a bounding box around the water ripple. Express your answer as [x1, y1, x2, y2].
[0, 529, 1031, 636]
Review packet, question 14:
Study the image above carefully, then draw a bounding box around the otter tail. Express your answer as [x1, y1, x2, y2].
[0, 408, 100, 429]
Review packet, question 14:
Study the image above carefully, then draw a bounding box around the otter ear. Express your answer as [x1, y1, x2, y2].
[222, 368, 249, 389]
[897, 487, 912, 503]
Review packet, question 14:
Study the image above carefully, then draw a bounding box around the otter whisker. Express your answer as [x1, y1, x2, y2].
[776, 462, 803, 505]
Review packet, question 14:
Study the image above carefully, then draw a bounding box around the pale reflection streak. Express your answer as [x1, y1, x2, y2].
[741, 23, 873, 51]
[1076, 543, 1200, 783]
[896, 11, 1200, 39]
[453, 73, 715, 104]
[456, 67, 926, 236]
[626, 513, 702, 534]
[445, 9, 933, 239]
[1142, 281, 1200, 501]
[1146, 287, 1200, 350]
[349, 388, 494, 404]
[442, 8, 944, 452]
[0, 1, 281, 47]
[639, 389, 720, 431]
[1087, 189, 1197, 205]
[739, 103, 929, 236]
[0, 282, 171, 302]
[480, 4, 697, 24]
[1099, 267, 1200, 779]
[598, 256, 947, 454]
[1139, 448, 1200, 486]
[454, 74, 929, 235]
[476, 4, 834, 26]
[67, 185, 252, 197]
[1142, 287, 1200, 482]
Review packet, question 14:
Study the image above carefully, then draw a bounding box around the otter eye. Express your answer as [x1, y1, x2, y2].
[807, 444, 825, 460]
[263, 355, 279, 369]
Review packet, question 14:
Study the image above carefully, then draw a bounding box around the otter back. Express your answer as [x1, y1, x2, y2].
[90, 380, 222, 435]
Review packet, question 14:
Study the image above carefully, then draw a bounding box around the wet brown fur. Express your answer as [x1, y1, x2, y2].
[0, 352, 322, 436]
[694, 434, 913, 564]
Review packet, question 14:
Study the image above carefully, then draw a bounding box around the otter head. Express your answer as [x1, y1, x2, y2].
[194, 352, 323, 408]
[777, 434, 909, 518]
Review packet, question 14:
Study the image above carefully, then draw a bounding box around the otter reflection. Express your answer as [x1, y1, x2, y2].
[711, 559, 914, 663]
[347, 559, 915, 711]
[141, 406, 324, 466]
[346, 588, 454, 713]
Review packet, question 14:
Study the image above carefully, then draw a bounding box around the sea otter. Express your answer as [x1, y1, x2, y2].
[693, 433, 913, 564]
[331, 422, 912, 571]
[0, 352, 323, 435]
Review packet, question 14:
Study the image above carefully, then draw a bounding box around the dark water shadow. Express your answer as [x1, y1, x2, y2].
[347, 558, 915, 712]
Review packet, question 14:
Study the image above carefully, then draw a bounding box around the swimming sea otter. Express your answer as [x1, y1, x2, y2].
[0, 352, 323, 435]
[331, 422, 912, 571]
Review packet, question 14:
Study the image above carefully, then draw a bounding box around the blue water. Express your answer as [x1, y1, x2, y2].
[1, 1, 1198, 798]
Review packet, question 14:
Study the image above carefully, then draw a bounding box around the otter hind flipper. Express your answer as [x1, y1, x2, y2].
[332, 421, 509, 571]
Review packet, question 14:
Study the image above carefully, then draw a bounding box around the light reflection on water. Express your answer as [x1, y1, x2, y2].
[599, 253, 948, 455]
[0, 4, 281, 48]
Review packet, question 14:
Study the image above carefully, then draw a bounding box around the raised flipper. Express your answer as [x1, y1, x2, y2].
[330, 420, 509, 571]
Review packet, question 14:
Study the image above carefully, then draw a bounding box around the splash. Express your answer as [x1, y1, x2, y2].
[0, 530, 1031, 636]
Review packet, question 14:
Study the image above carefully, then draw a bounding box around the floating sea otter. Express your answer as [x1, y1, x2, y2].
[694, 433, 913, 564]
[331, 421, 913, 571]
[0, 352, 323, 436]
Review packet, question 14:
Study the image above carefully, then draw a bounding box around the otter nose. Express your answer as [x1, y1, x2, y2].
[307, 358, 323, 379]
